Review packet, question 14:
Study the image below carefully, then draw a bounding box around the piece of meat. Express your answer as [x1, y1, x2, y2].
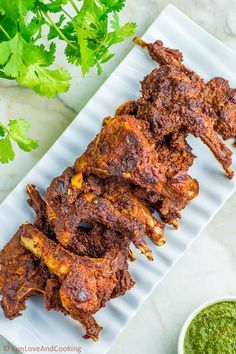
[134, 172, 198, 224]
[0, 227, 49, 319]
[27, 184, 55, 238]
[151, 130, 199, 222]
[114, 108, 198, 224]
[135, 37, 183, 66]
[100, 177, 165, 245]
[115, 106, 196, 178]
[206, 77, 236, 140]
[58, 223, 120, 258]
[48, 221, 135, 298]
[74, 115, 168, 191]
[46, 167, 166, 260]
[0, 220, 133, 340]
[20, 224, 134, 340]
[115, 100, 139, 117]
[156, 130, 195, 175]
[44, 277, 103, 340]
[134, 38, 234, 178]
[72, 114, 198, 224]
[154, 131, 198, 222]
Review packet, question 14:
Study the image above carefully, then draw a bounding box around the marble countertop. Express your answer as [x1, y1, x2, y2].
[1, 0, 236, 353]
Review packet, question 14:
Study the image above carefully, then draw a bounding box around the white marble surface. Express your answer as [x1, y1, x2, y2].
[1, 1, 236, 353]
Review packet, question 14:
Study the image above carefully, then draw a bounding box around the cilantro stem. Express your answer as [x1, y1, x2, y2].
[0, 25, 11, 40]
[33, 9, 42, 42]
[41, 11, 77, 50]
[34, 27, 42, 42]
[61, 8, 74, 21]
[69, 0, 80, 15]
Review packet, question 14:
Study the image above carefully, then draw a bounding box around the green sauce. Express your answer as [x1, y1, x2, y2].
[183, 301, 236, 354]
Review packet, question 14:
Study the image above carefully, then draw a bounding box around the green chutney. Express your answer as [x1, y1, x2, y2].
[183, 301, 236, 354]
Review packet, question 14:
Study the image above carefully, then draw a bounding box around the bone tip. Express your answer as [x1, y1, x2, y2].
[26, 184, 34, 193]
[172, 220, 179, 229]
[128, 249, 136, 262]
[133, 37, 148, 48]
[157, 238, 166, 247]
[151, 232, 165, 246]
[144, 248, 154, 261]
[225, 167, 234, 179]
[139, 244, 153, 261]
[147, 253, 154, 261]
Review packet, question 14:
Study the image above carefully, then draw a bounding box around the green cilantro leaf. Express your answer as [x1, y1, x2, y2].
[18, 64, 71, 98]
[0, 17, 17, 41]
[8, 118, 39, 151]
[27, 16, 45, 37]
[107, 22, 137, 45]
[20, 16, 45, 41]
[111, 12, 120, 30]
[0, 118, 38, 163]
[0, 135, 14, 163]
[41, 0, 69, 13]
[0, 33, 25, 77]
[99, 0, 126, 12]
[0, 0, 35, 21]
[76, 27, 96, 76]
[23, 43, 56, 67]
[64, 44, 81, 66]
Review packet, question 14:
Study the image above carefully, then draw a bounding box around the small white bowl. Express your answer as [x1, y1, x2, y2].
[178, 296, 236, 354]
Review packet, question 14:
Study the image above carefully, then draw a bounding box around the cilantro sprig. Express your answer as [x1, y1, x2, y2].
[0, 119, 39, 163]
[0, 0, 137, 97]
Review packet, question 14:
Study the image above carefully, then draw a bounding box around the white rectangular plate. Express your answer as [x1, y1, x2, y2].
[1, 5, 236, 354]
